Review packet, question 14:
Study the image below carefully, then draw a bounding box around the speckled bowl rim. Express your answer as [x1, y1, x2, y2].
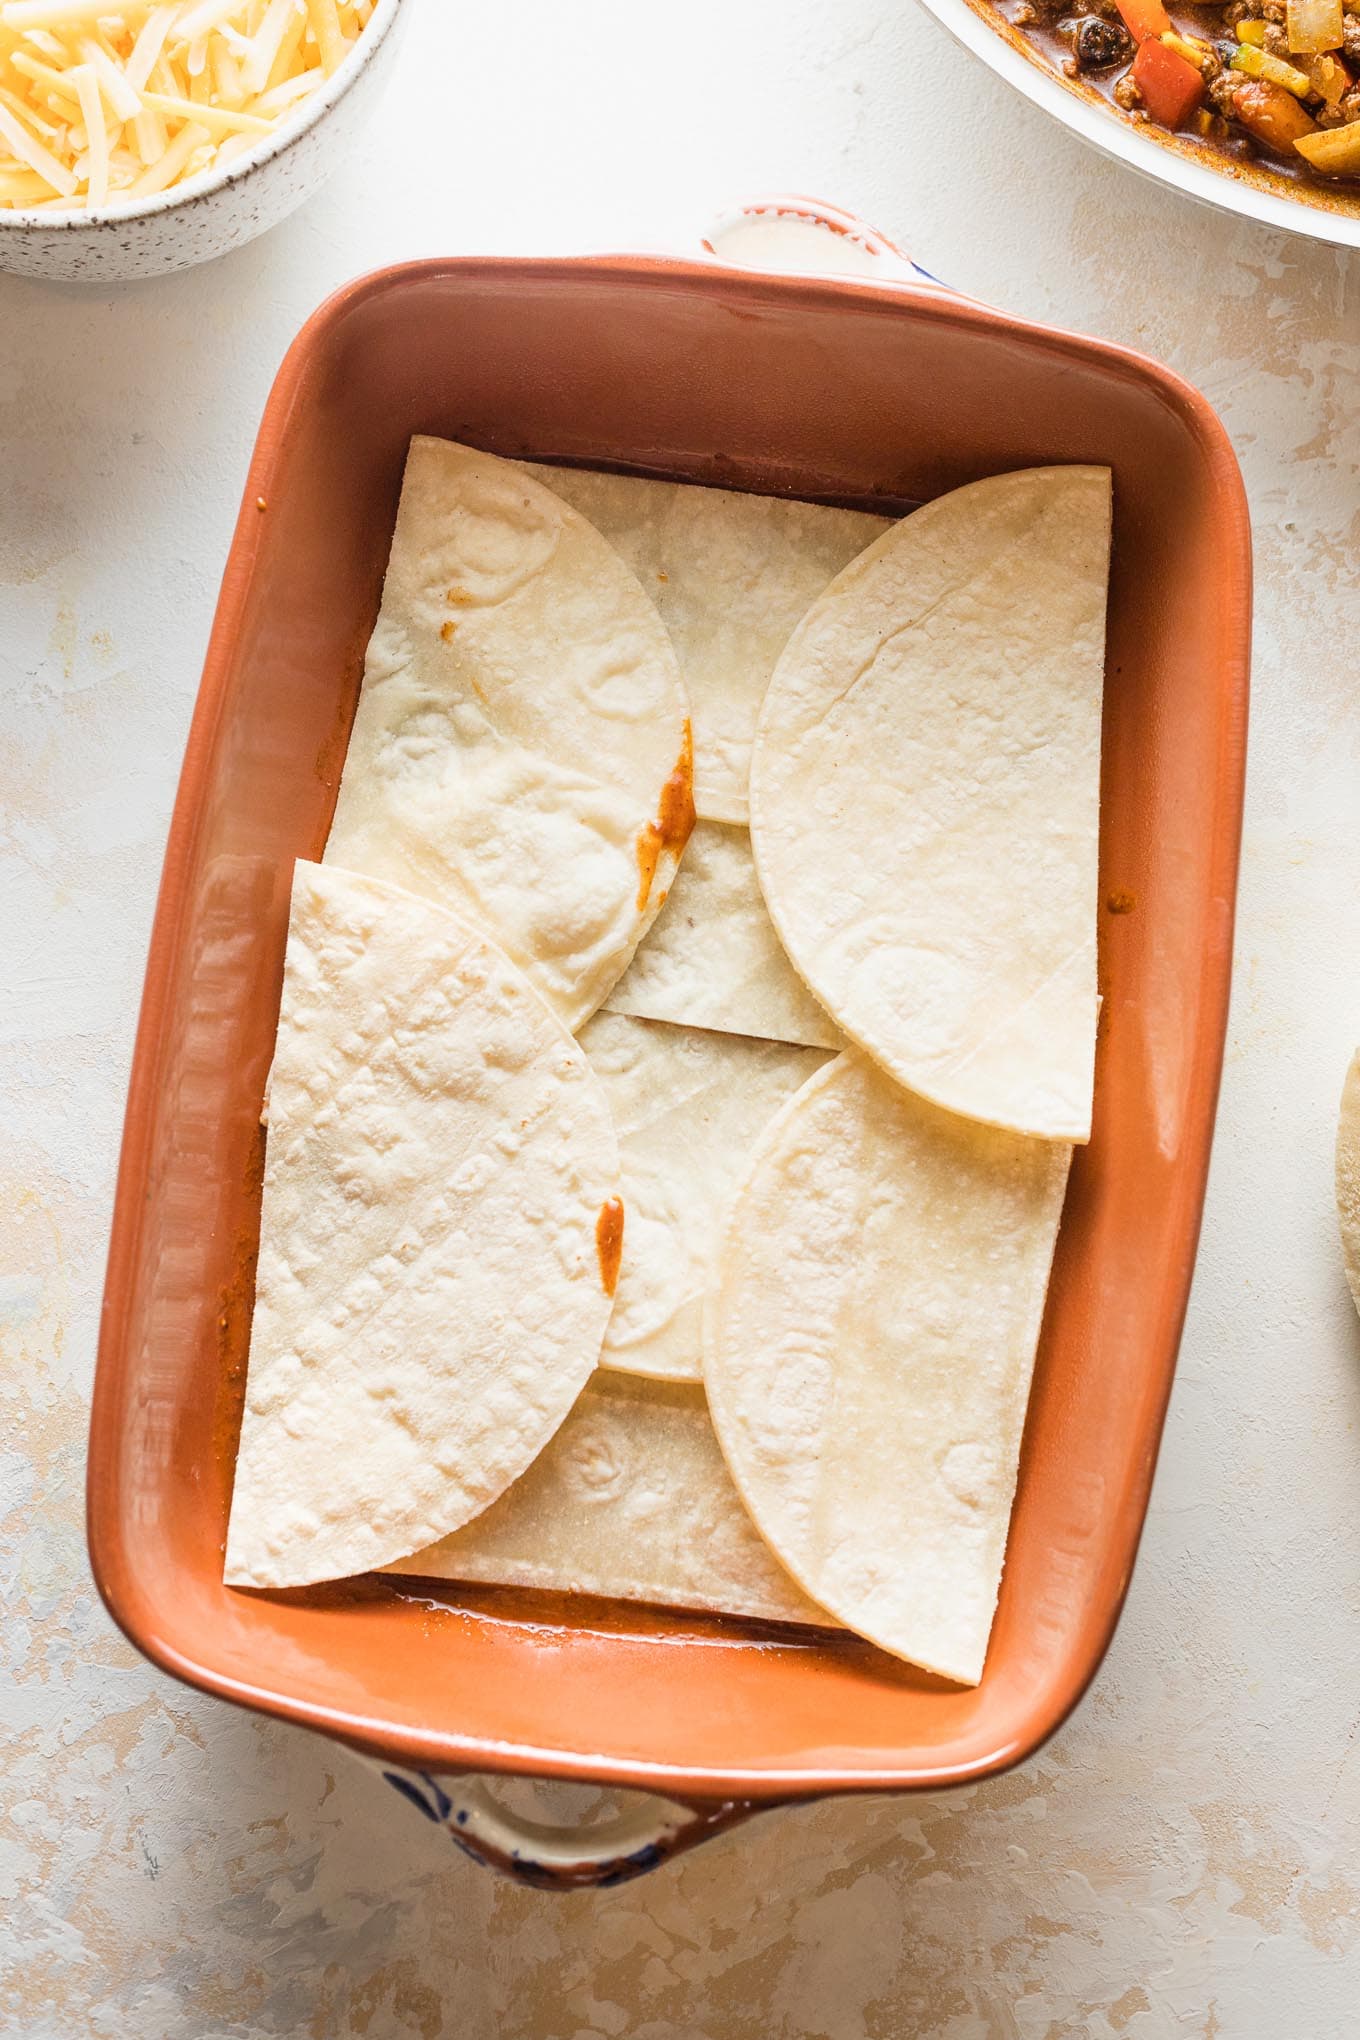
[0, 0, 404, 235]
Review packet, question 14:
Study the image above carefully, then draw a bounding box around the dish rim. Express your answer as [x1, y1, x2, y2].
[87, 251, 1251, 1799]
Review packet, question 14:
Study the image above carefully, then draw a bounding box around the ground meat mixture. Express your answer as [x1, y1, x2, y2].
[1207, 67, 1244, 110]
[995, 0, 1360, 182]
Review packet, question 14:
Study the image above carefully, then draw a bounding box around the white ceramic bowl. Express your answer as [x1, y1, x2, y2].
[0, 0, 409, 283]
[912, 0, 1360, 251]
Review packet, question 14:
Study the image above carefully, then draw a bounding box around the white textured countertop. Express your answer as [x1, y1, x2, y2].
[4, 2, 1359, 2033]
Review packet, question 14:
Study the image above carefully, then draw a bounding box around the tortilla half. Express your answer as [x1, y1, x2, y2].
[1337, 1050, 1360, 1316]
[703, 1050, 1070, 1684]
[749, 466, 1110, 1141]
[604, 821, 841, 1050]
[388, 1373, 836, 1630]
[326, 437, 693, 1031]
[581, 1012, 830, 1381]
[225, 862, 620, 1589]
[524, 460, 889, 822]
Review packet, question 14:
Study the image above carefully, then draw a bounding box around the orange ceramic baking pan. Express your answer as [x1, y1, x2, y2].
[88, 241, 1250, 1866]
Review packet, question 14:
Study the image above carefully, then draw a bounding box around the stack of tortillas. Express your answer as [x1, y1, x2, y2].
[226, 439, 1110, 1689]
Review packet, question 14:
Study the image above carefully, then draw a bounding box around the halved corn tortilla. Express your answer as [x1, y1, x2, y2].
[604, 820, 841, 1050]
[387, 1373, 837, 1630]
[703, 1050, 1070, 1684]
[225, 862, 620, 1590]
[581, 1011, 830, 1381]
[1336, 1050, 1360, 1316]
[750, 466, 1110, 1141]
[326, 437, 694, 1032]
[524, 460, 890, 823]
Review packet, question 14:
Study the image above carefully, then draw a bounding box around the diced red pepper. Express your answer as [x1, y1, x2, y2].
[1132, 36, 1205, 127]
[1114, 0, 1172, 43]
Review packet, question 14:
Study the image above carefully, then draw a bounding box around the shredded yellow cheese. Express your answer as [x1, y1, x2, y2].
[0, 0, 375, 211]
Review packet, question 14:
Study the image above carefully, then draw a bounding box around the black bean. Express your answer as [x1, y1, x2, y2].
[1074, 14, 1135, 67]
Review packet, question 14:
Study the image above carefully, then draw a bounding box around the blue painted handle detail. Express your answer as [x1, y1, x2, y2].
[369, 1762, 765, 1891]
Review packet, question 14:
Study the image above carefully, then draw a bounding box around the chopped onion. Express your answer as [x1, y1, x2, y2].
[1285, 0, 1344, 52]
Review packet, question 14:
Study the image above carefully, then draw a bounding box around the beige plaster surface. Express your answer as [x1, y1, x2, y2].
[2, 1, 1359, 2033]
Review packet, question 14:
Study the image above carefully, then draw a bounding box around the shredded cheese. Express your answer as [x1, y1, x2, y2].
[240, 0, 292, 95]
[0, 0, 375, 211]
[177, 0, 246, 38]
[125, 8, 176, 93]
[71, 61, 106, 204]
[126, 110, 206, 193]
[0, 94, 76, 191]
[83, 38, 144, 121]
[142, 85, 272, 131]
[305, 0, 344, 75]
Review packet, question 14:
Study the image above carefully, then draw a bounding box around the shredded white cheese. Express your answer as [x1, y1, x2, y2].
[0, 0, 375, 211]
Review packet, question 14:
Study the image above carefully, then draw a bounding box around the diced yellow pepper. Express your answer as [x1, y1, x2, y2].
[1230, 42, 1315, 95]
[1161, 28, 1213, 68]
[1235, 18, 1268, 42]
[1295, 116, 1360, 170]
[1285, 0, 1344, 52]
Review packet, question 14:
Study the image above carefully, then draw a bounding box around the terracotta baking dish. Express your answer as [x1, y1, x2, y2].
[88, 244, 1249, 1876]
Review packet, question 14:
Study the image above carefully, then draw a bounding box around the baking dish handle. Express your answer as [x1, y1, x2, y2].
[370, 1762, 770, 1889]
[701, 194, 956, 294]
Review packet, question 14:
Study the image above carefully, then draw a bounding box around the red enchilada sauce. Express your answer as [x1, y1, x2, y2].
[596, 1197, 625, 1297]
[635, 721, 696, 912]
